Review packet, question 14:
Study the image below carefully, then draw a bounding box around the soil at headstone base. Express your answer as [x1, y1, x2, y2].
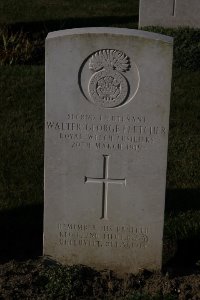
[0, 258, 200, 299]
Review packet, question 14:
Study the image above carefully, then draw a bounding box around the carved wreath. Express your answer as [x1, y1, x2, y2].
[88, 49, 131, 108]
[89, 49, 130, 73]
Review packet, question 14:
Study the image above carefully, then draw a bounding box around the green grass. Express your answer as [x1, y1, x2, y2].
[167, 69, 200, 188]
[34, 263, 177, 300]
[0, 0, 139, 24]
[0, 66, 44, 210]
[0, 28, 44, 65]
[143, 27, 200, 71]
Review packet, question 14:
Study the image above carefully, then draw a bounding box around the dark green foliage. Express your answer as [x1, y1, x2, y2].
[36, 263, 177, 299]
[143, 27, 200, 71]
[1, 259, 187, 299]
[0, 27, 44, 65]
[125, 293, 177, 300]
[38, 264, 98, 299]
[37, 264, 101, 299]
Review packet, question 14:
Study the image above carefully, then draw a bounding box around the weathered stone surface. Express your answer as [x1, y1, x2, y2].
[44, 27, 173, 274]
[139, 0, 200, 28]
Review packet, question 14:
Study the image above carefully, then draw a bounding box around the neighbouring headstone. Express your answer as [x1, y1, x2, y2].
[139, 0, 200, 28]
[44, 27, 173, 274]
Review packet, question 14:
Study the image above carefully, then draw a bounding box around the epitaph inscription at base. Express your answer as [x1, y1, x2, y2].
[44, 28, 173, 274]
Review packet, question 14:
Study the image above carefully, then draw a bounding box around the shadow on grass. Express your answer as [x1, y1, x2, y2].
[0, 188, 199, 272]
[1, 15, 138, 34]
[0, 15, 138, 65]
[163, 188, 200, 274]
[166, 188, 200, 213]
[0, 204, 43, 263]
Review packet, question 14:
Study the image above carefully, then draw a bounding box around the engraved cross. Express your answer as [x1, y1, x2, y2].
[172, 0, 177, 16]
[85, 155, 126, 220]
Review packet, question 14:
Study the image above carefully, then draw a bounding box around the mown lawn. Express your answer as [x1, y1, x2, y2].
[0, 66, 44, 210]
[0, 0, 139, 24]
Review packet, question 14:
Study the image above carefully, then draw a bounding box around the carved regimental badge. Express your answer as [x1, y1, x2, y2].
[79, 49, 140, 109]
[88, 50, 130, 108]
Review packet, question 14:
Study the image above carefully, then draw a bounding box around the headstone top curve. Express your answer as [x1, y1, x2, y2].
[46, 27, 173, 44]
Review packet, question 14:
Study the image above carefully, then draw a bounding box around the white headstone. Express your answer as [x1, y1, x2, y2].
[44, 27, 173, 274]
[139, 0, 200, 28]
